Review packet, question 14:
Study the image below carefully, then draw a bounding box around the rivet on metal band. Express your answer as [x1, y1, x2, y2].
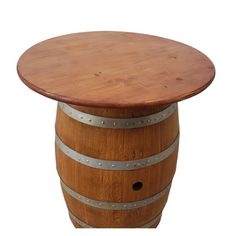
[69, 210, 162, 228]
[58, 102, 177, 129]
[55, 133, 179, 171]
[61, 180, 171, 210]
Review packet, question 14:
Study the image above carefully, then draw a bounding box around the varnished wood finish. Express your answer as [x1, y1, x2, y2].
[16, 32, 215, 229]
[71, 103, 169, 118]
[55, 104, 179, 162]
[17, 31, 215, 108]
[55, 104, 179, 227]
[69, 211, 162, 228]
[64, 189, 169, 228]
[56, 148, 178, 202]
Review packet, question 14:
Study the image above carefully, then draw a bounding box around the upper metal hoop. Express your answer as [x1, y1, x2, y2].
[58, 102, 177, 129]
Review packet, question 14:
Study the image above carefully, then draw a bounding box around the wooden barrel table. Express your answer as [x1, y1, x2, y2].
[17, 31, 215, 228]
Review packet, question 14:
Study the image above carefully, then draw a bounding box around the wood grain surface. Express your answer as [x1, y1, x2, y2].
[55, 103, 179, 227]
[55, 104, 179, 161]
[64, 189, 169, 228]
[17, 31, 215, 108]
[68, 213, 161, 228]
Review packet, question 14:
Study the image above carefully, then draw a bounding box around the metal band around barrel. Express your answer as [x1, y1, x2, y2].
[69, 210, 162, 228]
[55, 133, 179, 171]
[58, 102, 177, 129]
[61, 180, 171, 210]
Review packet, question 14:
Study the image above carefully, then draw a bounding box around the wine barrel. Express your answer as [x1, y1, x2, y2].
[17, 31, 215, 229]
[55, 102, 179, 228]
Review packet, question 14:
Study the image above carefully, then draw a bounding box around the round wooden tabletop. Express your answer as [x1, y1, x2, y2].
[17, 31, 215, 108]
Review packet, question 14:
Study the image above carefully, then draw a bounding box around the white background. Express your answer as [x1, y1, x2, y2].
[0, 0, 235, 235]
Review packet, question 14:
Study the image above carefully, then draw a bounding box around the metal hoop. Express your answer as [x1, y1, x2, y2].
[55, 133, 179, 171]
[61, 180, 171, 210]
[69, 210, 162, 228]
[58, 102, 177, 129]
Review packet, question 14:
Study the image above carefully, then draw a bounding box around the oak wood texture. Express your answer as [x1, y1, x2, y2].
[56, 104, 179, 161]
[64, 189, 168, 228]
[17, 31, 215, 108]
[55, 104, 179, 227]
[69, 209, 162, 228]
[70, 218, 161, 229]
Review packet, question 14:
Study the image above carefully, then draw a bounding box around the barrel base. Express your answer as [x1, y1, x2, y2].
[70, 215, 83, 228]
[69, 211, 162, 228]
[150, 218, 161, 228]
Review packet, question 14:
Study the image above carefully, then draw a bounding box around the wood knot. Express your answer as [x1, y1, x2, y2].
[94, 72, 102, 77]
